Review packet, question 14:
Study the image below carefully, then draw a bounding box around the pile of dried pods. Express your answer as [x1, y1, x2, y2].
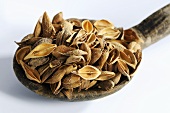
[15, 12, 143, 99]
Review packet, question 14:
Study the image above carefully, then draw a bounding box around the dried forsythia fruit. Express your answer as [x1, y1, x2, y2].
[15, 12, 143, 99]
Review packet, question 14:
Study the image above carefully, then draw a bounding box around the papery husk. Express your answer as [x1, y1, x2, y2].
[82, 20, 93, 33]
[42, 12, 56, 37]
[97, 80, 115, 90]
[94, 19, 114, 30]
[33, 19, 42, 37]
[16, 46, 31, 64]
[96, 71, 116, 81]
[28, 57, 49, 68]
[78, 65, 101, 80]
[89, 48, 102, 65]
[20, 60, 41, 83]
[24, 43, 57, 60]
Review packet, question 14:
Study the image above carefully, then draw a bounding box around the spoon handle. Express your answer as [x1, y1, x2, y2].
[132, 3, 170, 49]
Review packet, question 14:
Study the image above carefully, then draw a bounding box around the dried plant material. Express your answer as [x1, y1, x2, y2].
[124, 29, 144, 43]
[107, 48, 119, 65]
[82, 20, 93, 33]
[89, 48, 102, 65]
[24, 43, 57, 60]
[117, 60, 130, 80]
[49, 59, 63, 68]
[32, 38, 53, 49]
[62, 89, 73, 100]
[80, 43, 91, 64]
[33, 20, 42, 37]
[98, 28, 121, 39]
[120, 49, 137, 69]
[42, 12, 56, 37]
[78, 65, 101, 80]
[96, 71, 116, 81]
[52, 12, 63, 24]
[128, 41, 141, 53]
[98, 80, 115, 90]
[65, 55, 85, 65]
[41, 66, 58, 83]
[28, 57, 49, 68]
[52, 45, 75, 58]
[62, 74, 81, 89]
[98, 50, 109, 69]
[15, 11, 143, 99]
[20, 60, 41, 83]
[67, 18, 82, 28]
[94, 19, 114, 30]
[16, 46, 31, 64]
[112, 72, 121, 84]
[50, 81, 62, 95]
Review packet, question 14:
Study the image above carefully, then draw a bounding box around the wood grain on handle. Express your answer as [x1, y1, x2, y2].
[132, 3, 170, 49]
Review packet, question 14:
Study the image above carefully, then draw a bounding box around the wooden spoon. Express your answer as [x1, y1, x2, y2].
[13, 4, 170, 101]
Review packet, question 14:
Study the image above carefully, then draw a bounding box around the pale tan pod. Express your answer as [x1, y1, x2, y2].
[96, 71, 116, 81]
[85, 80, 97, 90]
[86, 33, 96, 44]
[32, 38, 53, 49]
[97, 28, 121, 39]
[82, 20, 93, 33]
[21, 34, 34, 43]
[67, 18, 82, 28]
[49, 59, 63, 68]
[94, 19, 114, 30]
[24, 43, 57, 60]
[77, 65, 101, 80]
[117, 60, 130, 80]
[64, 49, 88, 56]
[33, 19, 42, 37]
[79, 79, 91, 91]
[128, 41, 141, 53]
[20, 60, 41, 83]
[16, 46, 31, 64]
[62, 89, 73, 100]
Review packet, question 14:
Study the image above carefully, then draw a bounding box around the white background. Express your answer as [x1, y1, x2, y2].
[0, 0, 170, 113]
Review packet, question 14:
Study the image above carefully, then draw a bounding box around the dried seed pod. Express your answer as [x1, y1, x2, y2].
[33, 19, 42, 37]
[62, 74, 81, 89]
[98, 28, 121, 39]
[49, 59, 63, 68]
[79, 79, 91, 91]
[42, 12, 56, 37]
[16, 46, 31, 64]
[52, 45, 75, 58]
[67, 18, 82, 28]
[86, 33, 96, 45]
[52, 12, 63, 24]
[50, 81, 62, 95]
[98, 50, 109, 69]
[15, 37, 41, 47]
[89, 48, 102, 65]
[28, 57, 49, 68]
[80, 43, 91, 64]
[65, 55, 85, 65]
[107, 48, 119, 65]
[98, 80, 115, 90]
[85, 80, 97, 90]
[120, 49, 137, 69]
[128, 41, 141, 53]
[78, 65, 101, 80]
[96, 71, 116, 81]
[62, 89, 73, 100]
[94, 19, 114, 30]
[112, 72, 121, 84]
[82, 20, 93, 33]
[117, 60, 130, 80]
[32, 38, 53, 49]
[20, 60, 41, 83]
[24, 43, 57, 60]
[64, 49, 88, 56]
